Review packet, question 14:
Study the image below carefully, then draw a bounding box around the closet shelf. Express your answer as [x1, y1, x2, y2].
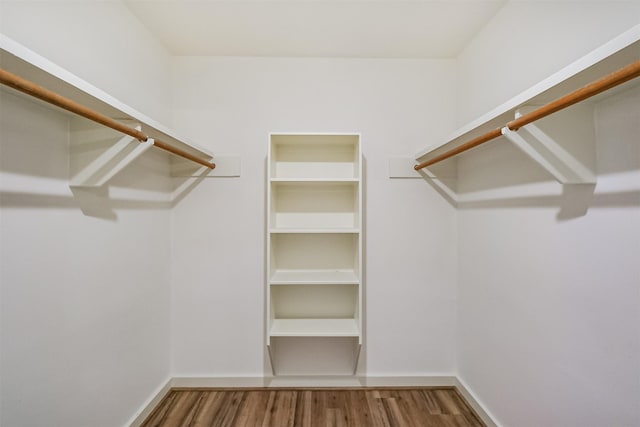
[0, 34, 215, 184]
[270, 178, 359, 183]
[414, 24, 640, 180]
[270, 319, 359, 337]
[269, 228, 360, 234]
[270, 269, 360, 285]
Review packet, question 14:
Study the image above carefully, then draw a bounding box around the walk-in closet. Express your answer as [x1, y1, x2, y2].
[1, 1, 639, 426]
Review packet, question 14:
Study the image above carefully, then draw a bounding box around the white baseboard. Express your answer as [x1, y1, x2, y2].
[171, 376, 273, 388]
[454, 377, 500, 427]
[356, 375, 456, 387]
[130, 375, 496, 426]
[171, 375, 456, 388]
[127, 378, 172, 427]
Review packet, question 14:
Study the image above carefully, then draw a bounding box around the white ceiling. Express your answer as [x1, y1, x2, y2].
[124, 0, 507, 58]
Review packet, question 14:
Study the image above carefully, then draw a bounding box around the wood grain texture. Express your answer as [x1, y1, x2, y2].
[141, 387, 485, 427]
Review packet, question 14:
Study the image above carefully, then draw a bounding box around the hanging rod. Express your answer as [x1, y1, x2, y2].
[0, 67, 216, 170]
[415, 59, 640, 171]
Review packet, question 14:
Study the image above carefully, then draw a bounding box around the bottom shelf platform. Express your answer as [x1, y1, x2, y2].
[270, 318, 359, 337]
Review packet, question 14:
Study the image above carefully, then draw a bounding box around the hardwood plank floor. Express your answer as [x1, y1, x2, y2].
[141, 388, 485, 427]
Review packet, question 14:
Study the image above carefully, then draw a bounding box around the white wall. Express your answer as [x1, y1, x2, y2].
[0, 0, 173, 124]
[169, 57, 459, 377]
[456, 0, 640, 124]
[0, 92, 173, 427]
[454, 3, 640, 426]
[0, 3, 175, 426]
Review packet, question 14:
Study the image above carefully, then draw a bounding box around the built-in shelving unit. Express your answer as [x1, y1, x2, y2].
[413, 24, 640, 177]
[266, 133, 363, 373]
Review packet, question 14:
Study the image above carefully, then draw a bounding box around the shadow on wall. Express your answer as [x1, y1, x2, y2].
[0, 188, 171, 218]
[0, 169, 206, 221]
[455, 186, 639, 220]
[418, 87, 640, 221]
[0, 91, 208, 220]
[420, 173, 639, 222]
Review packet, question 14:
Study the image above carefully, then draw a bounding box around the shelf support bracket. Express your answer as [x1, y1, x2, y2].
[501, 115, 596, 184]
[70, 124, 153, 187]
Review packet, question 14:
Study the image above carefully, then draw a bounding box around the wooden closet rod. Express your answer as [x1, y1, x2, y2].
[415, 59, 640, 171]
[0, 67, 216, 170]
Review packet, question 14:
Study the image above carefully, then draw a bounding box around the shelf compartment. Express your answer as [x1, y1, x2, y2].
[270, 269, 359, 285]
[270, 319, 359, 337]
[270, 181, 359, 230]
[270, 233, 359, 274]
[270, 134, 360, 179]
[271, 284, 358, 319]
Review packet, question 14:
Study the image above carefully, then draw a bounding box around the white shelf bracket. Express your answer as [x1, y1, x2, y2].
[501, 115, 597, 184]
[70, 125, 154, 187]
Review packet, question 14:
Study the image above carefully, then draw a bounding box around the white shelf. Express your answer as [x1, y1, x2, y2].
[415, 25, 640, 166]
[270, 319, 359, 337]
[270, 228, 360, 234]
[270, 269, 359, 285]
[271, 180, 358, 188]
[271, 178, 359, 183]
[0, 34, 213, 161]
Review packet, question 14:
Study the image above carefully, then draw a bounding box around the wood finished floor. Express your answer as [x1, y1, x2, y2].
[141, 387, 485, 427]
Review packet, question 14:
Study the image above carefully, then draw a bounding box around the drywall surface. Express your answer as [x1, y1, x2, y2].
[0, 4, 175, 425]
[0, 92, 172, 426]
[0, 0, 173, 124]
[169, 57, 458, 377]
[456, 0, 640, 125]
[455, 61, 640, 427]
